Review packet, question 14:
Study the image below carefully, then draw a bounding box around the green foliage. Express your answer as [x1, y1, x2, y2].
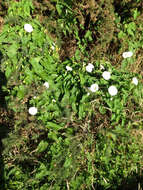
[91, 126, 143, 189]
[0, 0, 143, 189]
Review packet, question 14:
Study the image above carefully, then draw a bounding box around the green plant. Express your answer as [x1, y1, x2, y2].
[0, 0, 143, 189]
[80, 125, 143, 189]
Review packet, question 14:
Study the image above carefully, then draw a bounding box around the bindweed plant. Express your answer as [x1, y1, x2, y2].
[1, 3, 141, 126]
[0, 0, 143, 189]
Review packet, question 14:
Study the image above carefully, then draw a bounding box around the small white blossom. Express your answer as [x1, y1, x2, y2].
[122, 51, 133, 58]
[66, 66, 72, 71]
[86, 63, 94, 73]
[51, 46, 55, 50]
[24, 24, 33, 33]
[33, 96, 37, 99]
[102, 71, 111, 80]
[100, 64, 105, 70]
[28, 107, 37, 115]
[52, 99, 56, 102]
[132, 77, 138, 85]
[89, 83, 99, 92]
[108, 86, 118, 96]
[51, 43, 55, 50]
[43, 82, 49, 89]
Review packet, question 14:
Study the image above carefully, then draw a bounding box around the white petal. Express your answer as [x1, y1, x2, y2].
[51, 43, 55, 50]
[86, 66, 92, 72]
[102, 71, 111, 80]
[86, 63, 94, 73]
[122, 51, 133, 58]
[108, 86, 118, 96]
[66, 66, 72, 71]
[24, 24, 33, 33]
[28, 107, 37, 115]
[132, 77, 138, 85]
[88, 63, 94, 68]
[43, 82, 49, 89]
[89, 83, 99, 92]
[51, 46, 55, 50]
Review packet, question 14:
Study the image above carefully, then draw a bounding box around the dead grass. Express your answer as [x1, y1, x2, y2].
[131, 129, 143, 144]
[0, 16, 4, 32]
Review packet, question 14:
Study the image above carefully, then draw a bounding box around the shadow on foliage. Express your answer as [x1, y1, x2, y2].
[0, 51, 14, 190]
[95, 173, 143, 190]
[114, 0, 143, 23]
[117, 174, 143, 190]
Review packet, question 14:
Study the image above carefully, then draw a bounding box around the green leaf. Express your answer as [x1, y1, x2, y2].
[56, 4, 62, 15]
[24, 67, 34, 84]
[111, 114, 116, 121]
[41, 55, 55, 72]
[30, 57, 42, 70]
[35, 164, 48, 179]
[36, 140, 48, 153]
[5, 66, 12, 79]
[75, 49, 81, 61]
[79, 104, 85, 119]
[133, 9, 140, 20]
[72, 102, 77, 113]
[64, 158, 72, 168]
[8, 167, 19, 177]
[85, 30, 92, 41]
[116, 115, 121, 123]
[6, 43, 19, 58]
[80, 94, 88, 103]
[106, 100, 113, 108]
[99, 106, 106, 114]
[46, 122, 61, 131]
[48, 131, 58, 141]
[79, 73, 86, 85]
[17, 85, 26, 100]
[30, 57, 48, 80]
[127, 22, 136, 36]
[118, 31, 126, 39]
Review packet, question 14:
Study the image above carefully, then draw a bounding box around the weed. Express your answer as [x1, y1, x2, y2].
[0, 0, 143, 189]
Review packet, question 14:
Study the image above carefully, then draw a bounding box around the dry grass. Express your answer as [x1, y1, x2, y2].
[131, 129, 143, 144]
[0, 16, 4, 32]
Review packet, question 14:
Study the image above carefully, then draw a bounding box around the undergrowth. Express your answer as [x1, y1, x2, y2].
[0, 0, 143, 189]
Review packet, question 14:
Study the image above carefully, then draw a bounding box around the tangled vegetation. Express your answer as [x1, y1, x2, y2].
[0, 0, 143, 189]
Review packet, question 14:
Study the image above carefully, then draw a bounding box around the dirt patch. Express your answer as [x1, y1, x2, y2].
[59, 37, 77, 61]
[0, 16, 4, 32]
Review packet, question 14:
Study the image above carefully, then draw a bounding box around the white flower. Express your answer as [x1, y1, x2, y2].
[102, 71, 111, 80]
[66, 66, 72, 71]
[89, 83, 99, 92]
[108, 86, 118, 96]
[33, 96, 37, 99]
[86, 63, 94, 73]
[24, 24, 33, 33]
[28, 107, 37, 115]
[51, 46, 55, 50]
[122, 51, 133, 58]
[132, 77, 138, 85]
[51, 43, 55, 50]
[52, 99, 56, 102]
[100, 64, 105, 70]
[43, 82, 49, 89]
